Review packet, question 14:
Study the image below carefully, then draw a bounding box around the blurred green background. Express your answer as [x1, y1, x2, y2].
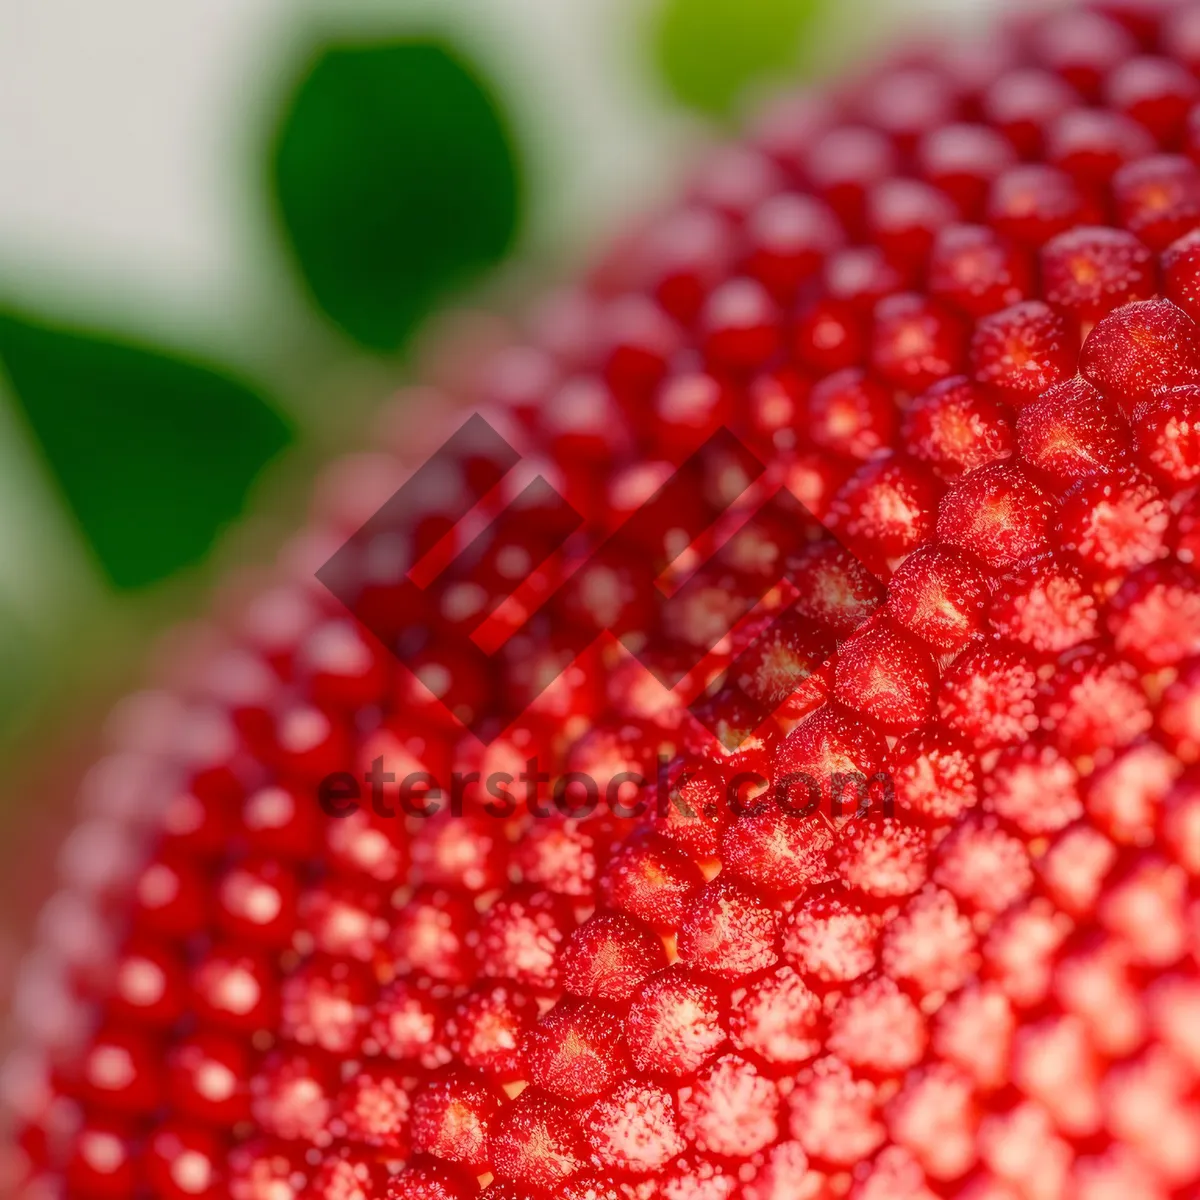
[0, 0, 988, 782]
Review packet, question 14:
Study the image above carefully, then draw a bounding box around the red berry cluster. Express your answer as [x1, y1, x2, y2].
[10, 2, 1200, 1198]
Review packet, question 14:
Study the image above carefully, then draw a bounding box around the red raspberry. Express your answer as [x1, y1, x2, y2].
[937, 642, 1041, 750]
[521, 999, 628, 1102]
[677, 1054, 780, 1159]
[937, 461, 1052, 570]
[487, 1089, 581, 1192]
[1132, 385, 1200, 491]
[833, 614, 939, 733]
[773, 704, 888, 819]
[933, 814, 1035, 914]
[1031, 10, 1137, 100]
[970, 300, 1075, 406]
[982, 740, 1083, 836]
[677, 878, 780, 979]
[728, 966, 821, 1066]
[1086, 740, 1180, 845]
[900, 376, 1015, 481]
[625, 967, 725, 1079]
[1040, 226, 1156, 322]
[1107, 559, 1200, 667]
[917, 118, 1015, 204]
[1080, 298, 1200, 409]
[1016, 375, 1132, 488]
[18, 5, 1200, 1197]
[886, 543, 991, 653]
[385, 1162, 476, 1200]
[787, 540, 885, 637]
[1055, 468, 1170, 577]
[743, 192, 841, 304]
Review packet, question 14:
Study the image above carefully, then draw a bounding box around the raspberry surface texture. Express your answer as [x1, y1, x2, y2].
[13, 2, 1200, 1198]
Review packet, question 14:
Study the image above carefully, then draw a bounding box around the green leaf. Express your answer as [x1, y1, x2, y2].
[652, 0, 822, 119]
[271, 39, 522, 352]
[0, 310, 291, 590]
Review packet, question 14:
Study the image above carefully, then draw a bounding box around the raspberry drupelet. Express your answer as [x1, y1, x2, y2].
[11, 2, 1200, 1198]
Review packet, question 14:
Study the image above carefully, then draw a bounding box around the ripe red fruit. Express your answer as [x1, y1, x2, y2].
[900, 375, 1015, 480]
[599, 834, 705, 932]
[942, 112, 1025, 198]
[833, 817, 929, 899]
[937, 461, 1052, 571]
[560, 912, 668, 1004]
[521, 999, 628, 1102]
[870, 294, 966, 393]
[787, 1056, 886, 1166]
[1133, 385, 1200, 490]
[677, 878, 780, 979]
[827, 974, 928, 1076]
[806, 368, 896, 461]
[1161, 227, 1200, 323]
[773, 704, 888, 819]
[19, 3, 1200, 1197]
[987, 164, 1096, 246]
[1108, 559, 1200, 666]
[1079, 298, 1200, 407]
[982, 68, 1078, 157]
[938, 642, 1040, 750]
[828, 454, 942, 575]
[677, 1054, 780, 1158]
[1055, 468, 1170, 577]
[410, 1072, 501, 1170]
[1113, 154, 1200, 249]
[886, 543, 991, 652]
[445, 983, 536, 1081]
[625, 967, 726, 1079]
[781, 886, 881, 984]
[888, 725, 979, 824]
[1016, 375, 1132, 488]
[583, 1078, 684, 1173]
[728, 966, 822, 1065]
[970, 300, 1075, 406]
[1108, 55, 1199, 146]
[1045, 107, 1155, 184]
[834, 614, 939, 732]
[989, 552, 1098, 652]
[720, 802, 833, 898]
[487, 1089, 582, 1191]
[1040, 226, 1155, 322]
